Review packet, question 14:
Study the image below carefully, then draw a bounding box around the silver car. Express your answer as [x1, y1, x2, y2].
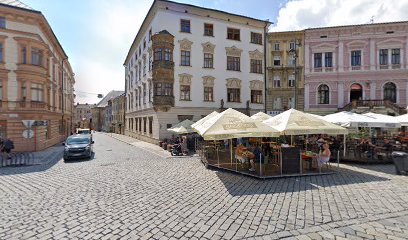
[63, 135, 94, 161]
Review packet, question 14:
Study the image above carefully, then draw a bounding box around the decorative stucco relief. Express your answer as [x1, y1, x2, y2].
[178, 38, 193, 51]
[249, 49, 263, 60]
[226, 78, 241, 88]
[250, 80, 264, 90]
[225, 46, 242, 57]
[179, 73, 192, 85]
[201, 42, 216, 54]
[202, 76, 215, 87]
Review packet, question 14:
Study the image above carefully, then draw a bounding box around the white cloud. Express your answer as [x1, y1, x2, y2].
[272, 0, 408, 31]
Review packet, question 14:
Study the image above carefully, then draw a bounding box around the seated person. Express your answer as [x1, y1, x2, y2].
[383, 139, 393, 152]
[235, 144, 247, 163]
[249, 144, 264, 172]
[318, 143, 331, 166]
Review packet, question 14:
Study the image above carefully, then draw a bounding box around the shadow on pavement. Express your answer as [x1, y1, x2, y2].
[0, 152, 62, 176]
[214, 165, 390, 197]
[344, 163, 398, 175]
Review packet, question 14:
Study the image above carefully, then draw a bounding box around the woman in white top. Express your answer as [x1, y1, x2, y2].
[318, 143, 331, 166]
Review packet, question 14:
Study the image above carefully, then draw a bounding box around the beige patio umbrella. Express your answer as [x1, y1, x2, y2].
[263, 108, 348, 135]
[194, 108, 279, 140]
[191, 111, 219, 130]
[250, 112, 272, 122]
[167, 119, 195, 134]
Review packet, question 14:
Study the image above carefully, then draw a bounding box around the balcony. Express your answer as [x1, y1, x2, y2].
[0, 101, 51, 111]
[339, 99, 407, 115]
[314, 67, 322, 72]
[392, 64, 401, 69]
[351, 66, 361, 71]
[153, 95, 174, 107]
[16, 64, 47, 78]
[152, 61, 174, 70]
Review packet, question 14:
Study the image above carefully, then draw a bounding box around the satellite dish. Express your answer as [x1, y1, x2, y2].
[97, 94, 103, 98]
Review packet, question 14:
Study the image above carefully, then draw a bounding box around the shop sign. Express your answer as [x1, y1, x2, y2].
[33, 120, 49, 126]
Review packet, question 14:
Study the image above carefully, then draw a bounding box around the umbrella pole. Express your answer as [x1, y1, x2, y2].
[343, 134, 346, 157]
[230, 139, 233, 168]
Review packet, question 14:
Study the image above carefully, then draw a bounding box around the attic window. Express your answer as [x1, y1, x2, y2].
[185, 10, 188, 13]
[386, 31, 394, 34]
[165, 7, 168, 10]
[320, 35, 327, 38]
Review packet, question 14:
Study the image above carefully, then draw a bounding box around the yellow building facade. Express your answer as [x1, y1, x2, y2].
[267, 31, 305, 114]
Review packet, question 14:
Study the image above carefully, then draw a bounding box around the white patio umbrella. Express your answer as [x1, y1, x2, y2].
[263, 108, 348, 135]
[395, 113, 408, 127]
[167, 119, 195, 134]
[362, 112, 401, 128]
[323, 111, 380, 128]
[250, 112, 272, 122]
[191, 111, 218, 129]
[193, 108, 279, 140]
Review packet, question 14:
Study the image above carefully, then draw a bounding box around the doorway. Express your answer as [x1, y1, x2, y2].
[350, 83, 363, 101]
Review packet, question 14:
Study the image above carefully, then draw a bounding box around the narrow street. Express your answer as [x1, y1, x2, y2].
[1, 133, 408, 239]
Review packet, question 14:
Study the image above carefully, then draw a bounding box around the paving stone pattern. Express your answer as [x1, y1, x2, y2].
[0, 133, 408, 239]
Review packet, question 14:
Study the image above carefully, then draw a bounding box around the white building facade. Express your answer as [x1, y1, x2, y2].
[124, 0, 270, 143]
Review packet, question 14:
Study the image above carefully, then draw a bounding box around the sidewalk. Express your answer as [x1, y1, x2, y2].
[0, 145, 64, 167]
[102, 132, 172, 158]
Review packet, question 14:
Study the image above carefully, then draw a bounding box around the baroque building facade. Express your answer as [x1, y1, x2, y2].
[0, 2, 75, 151]
[124, 0, 270, 143]
[304, 21, 408, 115]
[266, 31, 304, 115]
[111, 93, 125, 134]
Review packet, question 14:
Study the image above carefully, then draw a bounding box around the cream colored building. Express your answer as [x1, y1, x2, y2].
[111, 93, 125, 134]
[124, 0, 270, 143]
[74, 103, 94, 130]
[267, 31, 304, 114]
[0, 1, 75, 151]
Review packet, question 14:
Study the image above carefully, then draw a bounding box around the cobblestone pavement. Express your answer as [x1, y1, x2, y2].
[1, 133, 408, 240]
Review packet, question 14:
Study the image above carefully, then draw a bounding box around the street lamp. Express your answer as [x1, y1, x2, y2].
[289, 39, 301, 110]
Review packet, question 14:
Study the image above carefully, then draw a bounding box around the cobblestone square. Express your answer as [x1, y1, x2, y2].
[1, 133, 408, 239]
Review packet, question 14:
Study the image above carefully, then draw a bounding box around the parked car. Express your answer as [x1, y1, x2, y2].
[63, 134, 94, 161]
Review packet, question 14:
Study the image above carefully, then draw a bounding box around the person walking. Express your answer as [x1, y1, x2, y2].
[1, 138, 14, 159]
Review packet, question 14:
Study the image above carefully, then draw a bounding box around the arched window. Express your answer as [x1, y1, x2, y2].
[383, 82, 397, 103]
[318, 84, 329, 104]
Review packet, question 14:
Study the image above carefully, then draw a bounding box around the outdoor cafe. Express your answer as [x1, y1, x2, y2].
[192, 108, 348, 179]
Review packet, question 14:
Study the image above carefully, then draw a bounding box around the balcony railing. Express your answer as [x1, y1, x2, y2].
[339, 99, 407, 115]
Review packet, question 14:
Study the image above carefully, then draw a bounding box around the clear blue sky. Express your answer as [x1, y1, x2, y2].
[22, 0, 408, 104]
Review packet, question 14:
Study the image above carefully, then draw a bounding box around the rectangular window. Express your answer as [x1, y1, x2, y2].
[289, 42, 295, 50]
[251, 90, 262, 103]
[273, 56, 280, 66]
[274, 42, 280, 51]
[204, 87, 213, 102]
[149, 28, 152, 41]
[227, 88, 240, 102]
[22, 46, 27, 64]
[32, 48, 43, 66]
[314, 53, 322, 68]
[0, 17, 5, 28]
[155, 83, 163, 96]
[250, 59, 262, 73]
[143, 84, 146, 103]
[31, 83, 43, 101]
[180, 85, 190, 100]
[273, 76, 281, 88]
[154, 48, 162, 61]
[204, 53, 213, 68]
[288, 75, 295, 87]
[204, 23, 213, 36]
[273, 98, 282, 109]
[379, 49, 388, 65]
[164, 83, 173, 96]
[288, 97, 295, 109]
[164, 49, 172, 61]
[227, 28, 240, 41]
[143, 38, 146, 50]
[227, 56, 240, 71]
[181, 50, 190, 66]
[180, 19, 190, 33]
[351, 50, 361, 66]
[288, 55, 295, 65]
[325, 52, 333, 67]
[0, 43, 3, 62]
[392, 49, 400, 65]
[139, 46, 141, 56]
[251, 32, 262, 45]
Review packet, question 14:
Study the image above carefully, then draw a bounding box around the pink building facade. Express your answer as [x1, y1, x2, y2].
[304, 22, 408, 115]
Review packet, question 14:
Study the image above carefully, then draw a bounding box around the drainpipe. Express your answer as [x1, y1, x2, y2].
[263, 21, 268, 113]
